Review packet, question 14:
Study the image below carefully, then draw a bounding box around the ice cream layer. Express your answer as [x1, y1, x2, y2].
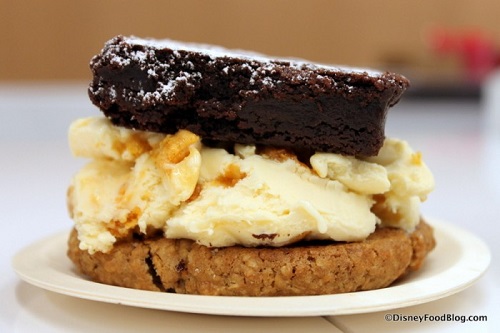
[68, 117, 434, 253]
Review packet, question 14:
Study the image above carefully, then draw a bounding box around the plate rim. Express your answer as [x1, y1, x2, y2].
[12, 218, 491, 317]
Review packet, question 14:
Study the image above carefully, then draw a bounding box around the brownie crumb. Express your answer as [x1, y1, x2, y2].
[252, 233, 278, 241]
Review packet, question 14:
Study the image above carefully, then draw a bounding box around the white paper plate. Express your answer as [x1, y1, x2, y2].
[12, 218, 490, 317]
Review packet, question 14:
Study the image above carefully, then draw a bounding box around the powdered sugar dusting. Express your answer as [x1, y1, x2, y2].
[90, 35, 409, 113]
[121, 36, 385, 78]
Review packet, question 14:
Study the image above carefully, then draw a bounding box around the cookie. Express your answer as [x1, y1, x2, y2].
[88, 35, 409, 156]
[67, 220, 435, 296]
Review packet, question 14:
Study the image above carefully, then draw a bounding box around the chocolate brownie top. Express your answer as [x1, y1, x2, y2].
[88, 35, 410, 156]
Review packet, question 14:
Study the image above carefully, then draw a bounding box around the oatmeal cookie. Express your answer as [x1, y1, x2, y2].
[67, 220, 435, 296]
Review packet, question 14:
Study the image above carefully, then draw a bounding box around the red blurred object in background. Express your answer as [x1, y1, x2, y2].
[428, 27, 500, 83]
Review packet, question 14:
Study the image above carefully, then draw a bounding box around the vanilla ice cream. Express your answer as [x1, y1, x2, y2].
[68, 116, 434, 253]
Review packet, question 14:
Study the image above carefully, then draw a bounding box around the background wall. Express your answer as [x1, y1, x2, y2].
[1, 0, 499, 90]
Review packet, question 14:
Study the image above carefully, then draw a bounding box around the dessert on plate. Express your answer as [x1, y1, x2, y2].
[67, 35, 435, 296]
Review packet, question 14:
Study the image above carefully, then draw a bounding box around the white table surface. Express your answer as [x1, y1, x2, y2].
[1, 83, 498, 332]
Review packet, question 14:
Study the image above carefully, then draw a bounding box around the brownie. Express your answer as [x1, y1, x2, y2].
[88, 35, 410, 156]
[67, 220, 435, 296]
